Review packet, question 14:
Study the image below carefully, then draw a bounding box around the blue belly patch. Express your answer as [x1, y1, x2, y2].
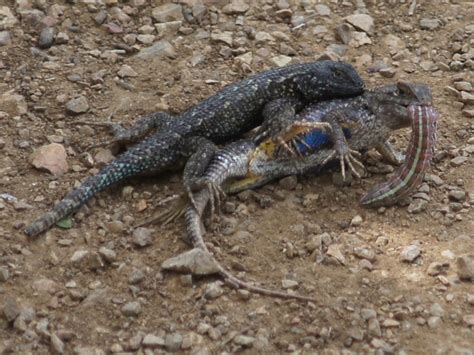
[296, 128, 352, 155]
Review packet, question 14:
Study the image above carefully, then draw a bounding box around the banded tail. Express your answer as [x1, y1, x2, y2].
[360, 105, 439, 207]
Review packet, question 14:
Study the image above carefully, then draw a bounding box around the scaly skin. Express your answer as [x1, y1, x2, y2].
[177, 83, 437, 301]
[360, 104, 439, 207]
[25, 61, 364, 237]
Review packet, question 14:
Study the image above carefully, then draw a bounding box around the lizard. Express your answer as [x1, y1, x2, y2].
[25, 60, 364, 237]
[163, 82, 438, 301]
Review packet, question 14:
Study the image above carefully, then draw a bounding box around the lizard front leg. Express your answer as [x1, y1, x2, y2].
[320, 109, 366, 180]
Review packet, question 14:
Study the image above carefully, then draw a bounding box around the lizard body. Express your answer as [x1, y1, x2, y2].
[25, 61, 364, 237]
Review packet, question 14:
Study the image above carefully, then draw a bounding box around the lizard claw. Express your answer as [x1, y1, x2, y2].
[189, 179, 226, 221]
[322, 147, 365, 181]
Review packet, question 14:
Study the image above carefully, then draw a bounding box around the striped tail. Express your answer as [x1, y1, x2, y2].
[25, 132, 182, 237]
[360, 105, 439, 207]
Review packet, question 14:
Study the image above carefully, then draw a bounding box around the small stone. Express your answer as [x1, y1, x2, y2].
[430, 303, 445, 317]
[281, 279, 298, 289]
[3, 297, 20, 322]
[137, 34, 155, 45]
[454, 81, 472, 92]
[463, 314, 474, 326]
[32, 278, 58, 294]
[0, 31, 11, 46]
[121, 301, 141, 317]
[136, 40, 176, 59]
[353, 247, 376, 262]
[118, 64, 138, 78]
[271, 55, 292, 67]
[234, 335, 255, 346]
[211, 31, 233, 46]
[152, 4, 183, 23]
[70, 250, 89, 265]
[379, 67, 397, 78]
[344, 14, 374, 34]
[0, 267, 9, 282]
[55, 31, 69, 44]
[279, 176, 297, 190]
[327, 244, 346, 265]
[66, 96, 89, 114]
[30, 143, 68, 176]
[222, 0, 249, 14]
[50, 333, 65, 354]
[315, 4, 331, 16]
[142, 334, 165, 348]
[132, 227, 153, 247]
[368, 318, 381, 337]
[38, 27, 54, 48]
[460, 91, 474, 105]
[382, 319, 400, 328]
[161, 248, 219, 275]
[103, 22, 122, 34]
[450, 156, 468, 167]
[350, 215, 363, 227]
[165, 333, 182, 352]
[420, 18, 441, 30]
[427, 262, 448, 276]
[204, 282, 224, 299]
[400, 245, 421, 262]
[427, 316, 442, 329]
[98, 247, 117, 263]
[456, 255, 474, 281]
[0, 90, 27, 116]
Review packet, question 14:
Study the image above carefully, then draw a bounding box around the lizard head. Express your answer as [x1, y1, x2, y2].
[296, 61, 365, 100]
[369, 82, 433, 130]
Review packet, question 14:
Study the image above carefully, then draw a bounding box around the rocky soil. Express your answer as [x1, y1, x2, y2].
[0, 0, 473, 354]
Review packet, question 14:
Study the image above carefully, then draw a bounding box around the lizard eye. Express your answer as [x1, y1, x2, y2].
[333, 70, 342, 78]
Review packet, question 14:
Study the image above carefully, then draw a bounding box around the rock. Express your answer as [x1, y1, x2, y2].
[3, 297, 20, 322]
[353, 247, 376, 262]
[204, 282, 224, 299]
[94, 148, 115, 166]
[161, 248, 219, 275]
[70, 250, 89, 265]
[450, 156, 468, 167]
[271, 55, 292, 67]
[211, 31, 233, 46]
[136, 40, 176, 59]
[315, 4, 331, 17]
[400, 245, 421, 262]
[430, 303, 445, 317]
[427, 262, 448, 276]
[98, 247, 117, 263]
[155, 21, 182, 36]
[66, 96, 89, 114]
[349, 31, 372, 47]
[50, 333, 65, 354]
[279, 176, 297, 190]
[121, 301, 141, 317]
[137, 34, 155, 44]
[448, 190, 466, 202]
[222, 0, 249, 14]
[327, 244, 346, 265]
[379, 67, 397, 78]
[454, 81, 472, 92]
[132, 227, 154, 247]
[55, 31, 69, 44]
[165, 333, 183, 352]
[350, 215, 363, 227]
[32, 278, 59, 294]
[234, 335, 255, 346]
[0, 267, 8, 282]
[344, 14, 374, 34]
[30, 143, 68, 176]
[117, 64, 138, 78]
[0, 90, 27, 116]
[420, 18, 441, 30]
[463, 314, 474, 326]
[152, 4, 183, 23]
[38, 27, 54, 48]
[281, 279, 298, 289]
[142, 334, 165, 348]
[0, 6, 18, 29]
[0, 31, 11, 46]
[427, 316, 442, 329]
[460, 91, 474, 105]
[456, 255, 474, 281]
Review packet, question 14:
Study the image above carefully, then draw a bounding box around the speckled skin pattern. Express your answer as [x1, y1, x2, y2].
[25, 61, 364, 237]
[181, 83, 436, 300]
[360, 104, 439, 207]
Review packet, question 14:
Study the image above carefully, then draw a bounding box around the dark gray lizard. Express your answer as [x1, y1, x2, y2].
[169, 82, 437, 300]
[25, 60, 364, 237]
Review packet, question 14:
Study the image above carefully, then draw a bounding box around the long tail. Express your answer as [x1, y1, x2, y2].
[360, 105, 439, 207]
[185, 190, 316, 302]
[25, 132, 183, 237]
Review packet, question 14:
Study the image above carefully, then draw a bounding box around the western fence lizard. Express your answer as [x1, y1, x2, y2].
[25, 60, 364, 237]
[172, 82, 438, 300]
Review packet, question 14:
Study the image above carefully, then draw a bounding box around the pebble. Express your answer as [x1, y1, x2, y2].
[152, 4, 183, 23]
[427, 316, 442, 329]
[132, 227, 154, 247]
[234, 335, 255, 346]
[30, 143, 68, 176]
[344, 14, 374, 34]
[118, 64, 138, 78]
[211, 31, 233, 46]
[0, 267, 9, 282]
[0, 91, 28, 116]
[204, 282, 224, 299]
[463, 314, 474, 326]
[161, 248, 219, 275]
[420, 18, 441, 30]
[136, 40, 176, 59]
[271, 55, 292, 67]
[38, 27, 55, 48]
[0, 31, 11, 46]
[400, 245, 421, 262]
[121, 301, 141, 317]
[142, 334, 165, 348]
[279, 176, 297, 190]
[350, 215, 363, 227]
[456, 255, 474, 281]
[281, 279, 298, 289]
[165, 333, 183, 351]
[50, 333, 65, 354]
[65, 96, 89, 114]
[430, 303, 445, 317]
[222, 0, 249, 14]
[353, 247, 376, 262]
[3, 297, 20, 322]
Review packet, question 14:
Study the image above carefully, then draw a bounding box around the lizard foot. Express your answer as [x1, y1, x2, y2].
[137, 195, 187, 227]
[188, 179, 226, 221]
[323, 146, 365, 180]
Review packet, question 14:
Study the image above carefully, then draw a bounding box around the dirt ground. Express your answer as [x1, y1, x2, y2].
[0, 0, 473, 354]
